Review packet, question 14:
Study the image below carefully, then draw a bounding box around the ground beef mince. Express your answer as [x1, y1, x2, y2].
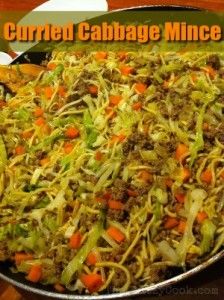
[206, 54, 221, 70]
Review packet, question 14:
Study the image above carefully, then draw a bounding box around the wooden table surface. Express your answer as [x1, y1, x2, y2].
[0, 0, 224, 299]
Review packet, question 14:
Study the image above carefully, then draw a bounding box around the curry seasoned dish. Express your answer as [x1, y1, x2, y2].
[0, 51, 224, 294]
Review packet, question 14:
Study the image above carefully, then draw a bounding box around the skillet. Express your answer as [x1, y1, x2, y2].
[0, 5, 223, 299]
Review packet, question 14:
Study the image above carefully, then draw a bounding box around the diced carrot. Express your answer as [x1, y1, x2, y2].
[47, 62, 57, 70]
[138, 170, 153, 183]
[108, 200, 125, 210]
[80, 273, 103, 293]
[201, 169, 212, 184]
[203, 66, 216, 79]
[63, 142, 73, 154]
[0, 100, 6, 108]
[107, 226, 125, 243]
[58, 85, 66, 97]
[175, 143, 189, 162]
[134, 83, 147, 94]
[95, 197, 107, 205]
[40, 157, 50, 166]
[69, 231, 82, 249]
[65, 127, 80, 139]
[132, 102, 142, 110]
[127, 189, 138, 197]
[110, 134, 126, 144]
[103, 192, 112, 200]
[177, 219, 186, 234]
[164, 217, 179, 229]
[174, 192, 186, 204]
[34, 107, 44, 117]
[120, 65, 134, 76]
[95, 151, 103, 161]
[54, 283, 65, 293]
[35, 86, 42, 95]
[180, 167, 191, 182]
[41, 124, 51, 135]
[105, 107, 116, 119]
[109, 95, 122, 106]
[35, 117, 45, 126]
[15, 145, 25, 155]
[86, 252, 98, 266]
[95, 52, 107, 60]
[191, 73, 197, 83]
[44, 86, 54, 99]
[165, 178, 173, 188]
[88, 85, 98, 96]
[14, 253, 33, 265]
[196, 211, 208, 224]
[202, 122, 209, 131]
[22, 130, 33, 139]
[27, 265, 42, 283]
[117, 51, 127, 61]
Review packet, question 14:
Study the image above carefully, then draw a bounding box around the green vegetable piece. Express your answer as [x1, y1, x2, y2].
[61, 211, 105, 285]
[15, 108, 30, 121]
[200, 219, 216, 255]
[36, 197, 50, 209]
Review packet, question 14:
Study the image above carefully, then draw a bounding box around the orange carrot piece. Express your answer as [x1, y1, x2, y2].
[35, 117, 45, 126]
[0, 100, 6, 108]
[109, 95, 122, 106]
[105, 107, 116, 119]
[165, 178, 173, 188]
[22, 130, 33, 139]
[108, 200, 125, 210]
[95, 197, 107, 205]
[88, 85, 98, 96]
[44, 86, 54, 99]
[177, 219, 186, 234]
[80, 273, 103, 293]
[65, 127, 80, 139]
[27, 265, 42, 283]
[110, 134, 126, 144]
[40, 157, 50, 166]
[54, 283, 65, 293]
[14, 253, 33, 265]
[69, 231, 82, 249]
[120, 65, 134, 76]
[41, 124, 51, 135]
[117, 51, 127, 61]
[15, 145, 25, 155]
[58, 85, 66, 97]
[47, 62, 57, 70]
[196, 211, 208, 224]
[95, 52, 107, 60]
[34, 107, 44, 117]
[203, 66, 216, 79]
[191, 73, 197, 83]
[201, 169, 212, 184]
[63, 142, 73, 154]
[107, 226, 125, 243]
[103, 192, 112, 200]
[174, 192, 186, 204]
[95, 151, 103, 161]
[175, 143, 189, 161]
[134, 83, 147, 94]
[127, 189, 138, 197]
[164, 217, 179, 229]
[86, 252, 98, 266]
[132, 102, 142, 111]
[181, 167, 191, 182]
[138, 170, 153, 183]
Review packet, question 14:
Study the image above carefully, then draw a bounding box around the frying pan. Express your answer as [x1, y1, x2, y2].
[0, 5, 224, 299]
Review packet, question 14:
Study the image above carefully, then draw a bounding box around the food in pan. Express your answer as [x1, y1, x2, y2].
[0, 51, 224, 294]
